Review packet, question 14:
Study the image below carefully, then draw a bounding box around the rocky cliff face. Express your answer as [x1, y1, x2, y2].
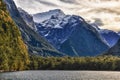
[18, 7, 36, 31]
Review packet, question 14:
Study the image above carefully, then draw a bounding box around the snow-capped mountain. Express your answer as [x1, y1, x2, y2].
[4, 0, 64, 57]
[4, 0, 120, 57]
[13, 0, 120, 32]
[34, 10, 109, 56]
[33, 9, 65, 23]
[99, 29, 120, 47]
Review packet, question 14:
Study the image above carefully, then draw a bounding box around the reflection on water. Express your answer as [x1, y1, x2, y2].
[0, 71, 120, 80]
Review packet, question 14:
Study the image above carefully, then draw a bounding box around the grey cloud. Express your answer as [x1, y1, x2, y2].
[36, 0, 58, 6]
[93, 18, 104, 26]
[59, 0, 77, 4]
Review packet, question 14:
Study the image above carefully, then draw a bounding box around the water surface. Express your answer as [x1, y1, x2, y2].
[0, 71, 120, 80]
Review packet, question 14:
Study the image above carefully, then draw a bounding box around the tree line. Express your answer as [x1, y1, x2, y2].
[28, 55, 120, 71]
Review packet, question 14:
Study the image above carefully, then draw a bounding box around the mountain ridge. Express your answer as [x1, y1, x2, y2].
[33, 9, 110, 56]
[4, 0, 64, 57]
[33, 9, 65, 23]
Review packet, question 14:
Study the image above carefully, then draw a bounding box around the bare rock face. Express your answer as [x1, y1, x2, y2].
[18, 7, 36, 30]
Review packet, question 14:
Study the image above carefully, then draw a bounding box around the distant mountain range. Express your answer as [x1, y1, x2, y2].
[13, 0, 120, 32]
[18, 8, 111, 56]
[4, 0, 120, 57]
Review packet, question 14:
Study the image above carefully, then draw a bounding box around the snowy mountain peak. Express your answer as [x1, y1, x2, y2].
[40, 14, 85, 29]
[13, 0, 120, 32]
[35, 11, 109, 56]
[33, 9, 65, 23]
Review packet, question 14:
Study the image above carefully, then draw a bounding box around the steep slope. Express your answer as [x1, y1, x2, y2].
[4, 0, 64, 57]
[35, 11, 109, 56]
[99, 29, 120, 47]
[105, 39, 120, 56]
[0, 0, 29, 71]
[18, 7, 36, 31]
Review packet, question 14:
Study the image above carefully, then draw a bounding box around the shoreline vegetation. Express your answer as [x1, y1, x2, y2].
[28, 55, 120, 71]
[2, 55, 120, 72]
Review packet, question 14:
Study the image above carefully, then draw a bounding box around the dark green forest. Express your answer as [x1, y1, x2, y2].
[29, 55, 120, 71]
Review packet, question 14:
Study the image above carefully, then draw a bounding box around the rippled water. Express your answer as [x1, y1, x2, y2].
[0, 71, 120, 80]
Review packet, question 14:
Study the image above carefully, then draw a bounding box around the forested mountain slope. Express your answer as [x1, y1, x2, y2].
[0, 0, 29, 71]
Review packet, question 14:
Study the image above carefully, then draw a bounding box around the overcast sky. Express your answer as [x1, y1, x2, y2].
[13, 0, 120, 32]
